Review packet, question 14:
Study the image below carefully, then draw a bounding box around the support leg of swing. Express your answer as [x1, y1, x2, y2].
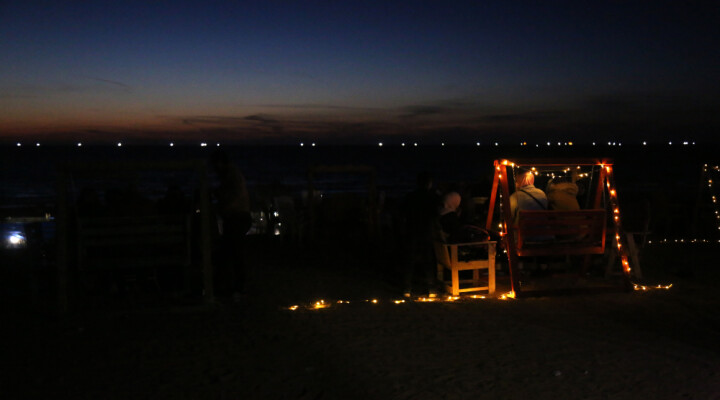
[507, 249, 521, 296]
[605, 236, 618, 278]
[625, 232, 643, 280]
[580, 254, 592, 276]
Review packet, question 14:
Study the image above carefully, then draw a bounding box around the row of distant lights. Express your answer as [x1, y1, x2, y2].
[373, 141, 697, 147]
[13, 140, 696, 147]
[371, 141, 696, 147]
[13, 142, 223, 147]
[648, 239, 720, 244]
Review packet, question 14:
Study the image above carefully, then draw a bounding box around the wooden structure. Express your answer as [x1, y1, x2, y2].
[56, 160, 214, 312]
[485, 159, 633, 296]
[306, 165, 379, 240]
[434, 240, 496, 296]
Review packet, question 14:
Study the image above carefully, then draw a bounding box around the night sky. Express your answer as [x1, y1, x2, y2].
[1, 1, 718, 144]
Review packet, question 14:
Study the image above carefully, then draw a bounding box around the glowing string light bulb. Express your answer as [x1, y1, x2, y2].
[499, 291, 516, 300]
[314, 300, 329, 309]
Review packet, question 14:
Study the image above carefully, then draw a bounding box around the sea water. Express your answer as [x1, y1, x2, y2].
[0, 143, 715, 236]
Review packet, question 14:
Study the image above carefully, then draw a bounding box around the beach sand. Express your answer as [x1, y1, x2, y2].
[5, 238, 720, 399]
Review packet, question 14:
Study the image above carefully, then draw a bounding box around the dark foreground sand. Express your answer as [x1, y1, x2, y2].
[4, 240, 720, 400]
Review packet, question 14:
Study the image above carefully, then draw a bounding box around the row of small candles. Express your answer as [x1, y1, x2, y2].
[288, 293, 517, 311]
[287, 283, 673, 310]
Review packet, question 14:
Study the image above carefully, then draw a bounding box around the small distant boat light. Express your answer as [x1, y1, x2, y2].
[5, 231, 27, 248]
[117, 142, 122, 147]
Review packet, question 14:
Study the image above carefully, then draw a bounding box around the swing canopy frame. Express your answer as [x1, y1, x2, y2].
[484, 158, 633, 296]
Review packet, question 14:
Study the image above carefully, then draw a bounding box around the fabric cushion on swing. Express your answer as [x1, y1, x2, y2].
[515, 209, 606, 257]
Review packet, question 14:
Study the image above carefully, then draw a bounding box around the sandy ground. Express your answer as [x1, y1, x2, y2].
[4, 239, 720, 400]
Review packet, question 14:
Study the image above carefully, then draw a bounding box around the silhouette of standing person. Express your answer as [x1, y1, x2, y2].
[210, 150, 252, 301]
[401, 171, 441, 298]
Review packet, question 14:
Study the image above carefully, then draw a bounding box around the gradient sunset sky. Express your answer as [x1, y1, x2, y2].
[1, 1, 718, 144]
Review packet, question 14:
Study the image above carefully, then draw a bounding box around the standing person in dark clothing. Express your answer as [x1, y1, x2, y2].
[210, 150, 252, 301]
[401, 172, 441, 298]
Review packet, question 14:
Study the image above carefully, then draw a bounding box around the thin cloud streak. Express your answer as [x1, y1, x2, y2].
[89, 77, 133, 92]
[256, 104, 384, 112]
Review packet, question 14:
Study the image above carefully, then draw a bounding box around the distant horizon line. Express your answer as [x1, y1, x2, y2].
[0, 139, 705, 147]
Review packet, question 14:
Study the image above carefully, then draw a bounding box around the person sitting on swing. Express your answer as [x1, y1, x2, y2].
[547, 170, 587, 241]
[510, 170, 548, 226]
[510, 170, 551, 275]
[546, 170, 580, 211]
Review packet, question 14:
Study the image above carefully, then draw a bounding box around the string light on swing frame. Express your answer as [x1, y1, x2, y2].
[706, 165, 720, 240]
[500, 291, 516, 300]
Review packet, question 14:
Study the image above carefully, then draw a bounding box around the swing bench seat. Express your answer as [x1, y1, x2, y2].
[515, 210, 606, 257]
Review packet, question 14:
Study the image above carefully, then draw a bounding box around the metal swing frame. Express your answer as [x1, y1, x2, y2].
[484, 158, 633, 296]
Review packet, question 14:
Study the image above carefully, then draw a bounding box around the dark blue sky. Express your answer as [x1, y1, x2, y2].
[1, 1, 718, 144]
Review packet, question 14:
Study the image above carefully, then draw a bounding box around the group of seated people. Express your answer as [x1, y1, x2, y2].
[509, 170, 581, 224]
[436, 169, 583, 244]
